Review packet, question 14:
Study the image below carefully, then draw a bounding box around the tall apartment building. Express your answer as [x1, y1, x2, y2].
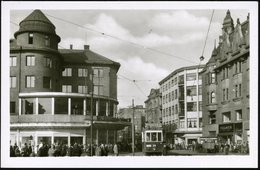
[144, 88, 162, 124]
[200, 10, 250, 145]
[9, 10, 130, 150]
[159, 65, 204, 146]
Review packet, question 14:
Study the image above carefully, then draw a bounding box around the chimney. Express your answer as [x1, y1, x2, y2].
[70, 44, 73, 49]
[84, 45, 90, 50]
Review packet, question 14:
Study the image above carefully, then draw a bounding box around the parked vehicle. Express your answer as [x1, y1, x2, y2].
[200, 137, 218, 153]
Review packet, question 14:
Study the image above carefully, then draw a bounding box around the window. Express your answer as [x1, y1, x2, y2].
[223, 88, 229, 101]
[175, 89, 177, 99]
[186, 86, 197, 96]
[62, 68, 72, 77]
[175, 77, 177, 85]
[210, 73, 216, 84]
[223, 112, 231, 123]
[187, 118, 197, 128]
[186, 73, 196, 81]
[178, 75, 184, 84]
[198, 85, 202, 95]
[78, 85, 88, 93]
[43, 77, 51, 89]
[209, 111, 216, 124]
[10, 56, 17, 66]
[199, 118, 203, 127]
[222, 67, 229, 79]
[26, 76, 35, 88]
[169, 92, 171, 101]
[172, 106, 175, 114]
[199, 101, 202, 111]
[62, 85, 72, 93]
[234, 84, 242, 98]
[10, 101, 15, 113]
[210, 91, 216, 103]
[78, 68, 88, 77]
[94, 85, 104, 95]
[10, 76, 16, 88]
[236, 110, 242, 121]
[93, 68, 103, 78]
[175, 104, 178, 114]
[44, 57, 52, 68]
[172, 79, 174, 87]
[180, 120, 185, 128]
[187, 102, 197, 111]
[234, 60, 242, 74]
[166, 94, 168, 103]
[26, 56, 35, 66]
[172, 91, 174, 101]
[28, 33, 33, 44]
[45, 35, 50, 46]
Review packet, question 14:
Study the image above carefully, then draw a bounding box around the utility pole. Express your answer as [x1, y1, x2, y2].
[132, 99, 135, 156]
[90, 68, 94, 156]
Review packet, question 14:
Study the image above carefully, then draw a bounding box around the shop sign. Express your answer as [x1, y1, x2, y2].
[219, 124, 233, 133]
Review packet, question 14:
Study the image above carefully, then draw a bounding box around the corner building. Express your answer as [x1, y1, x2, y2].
[200, 10, 250, 145]
[159, 65, 204, 147]
[144, 88, 162, 124]
[9, 10, 130, 149]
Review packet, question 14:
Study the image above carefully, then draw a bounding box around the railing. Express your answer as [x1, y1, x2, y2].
[10, 115, 130, 123]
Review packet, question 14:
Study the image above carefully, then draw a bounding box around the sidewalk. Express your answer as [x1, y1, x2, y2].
[167, 149, 249, 156]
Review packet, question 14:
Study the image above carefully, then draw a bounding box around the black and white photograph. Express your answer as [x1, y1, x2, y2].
[1, 1, 258, 168]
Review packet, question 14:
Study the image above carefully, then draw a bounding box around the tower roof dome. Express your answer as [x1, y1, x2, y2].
[14, 9, 60, 41]
[223, 10, 234, 27]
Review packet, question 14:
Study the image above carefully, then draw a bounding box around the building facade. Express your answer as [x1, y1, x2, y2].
[144, 88, 162, 124]
[200, 10, 250, 145]
[9, 10, 130, 151]
[117, 105, 146, 150]
[159, 65, 204, 147]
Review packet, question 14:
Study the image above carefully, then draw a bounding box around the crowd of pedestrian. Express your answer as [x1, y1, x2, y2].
[171, 140, 249, 155]
[10, 141, 121, 157]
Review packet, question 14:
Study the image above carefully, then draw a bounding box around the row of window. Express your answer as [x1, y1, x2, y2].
[161, 73, 202, 92]
[62, 68, 103, 78]
[208, 110, 242, 125]
[222, 60, 243, 80]
[162, 86, 202, 104]
[62, 84, 103, 95]
[162, 102, 202, 117]
[163, 118, 202, 129]
[10, 56, 54, 68]
[28, 33, 50, 46]
[10, 76, 104, 94]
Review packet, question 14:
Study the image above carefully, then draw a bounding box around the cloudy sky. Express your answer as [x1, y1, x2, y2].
[8, 2, 250, 109]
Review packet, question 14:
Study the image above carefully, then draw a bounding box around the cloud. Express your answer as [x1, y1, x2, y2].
[117, 57, 168, 108]
[149, 10, 222, 44]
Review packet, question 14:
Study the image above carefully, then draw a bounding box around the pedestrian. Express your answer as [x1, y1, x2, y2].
[224, 142, 229, 155]
[21, 143, 29, 157]
[15, 146, 21, 157]
[48, 144, 55, 157]
[95, 144, 101, 156]
[10, 145, 15, 157]
[28, 143, 32, 156]
[113, 143, 119, 156]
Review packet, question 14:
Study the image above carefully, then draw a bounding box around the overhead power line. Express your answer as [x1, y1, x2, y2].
[45, 13, 197, 64]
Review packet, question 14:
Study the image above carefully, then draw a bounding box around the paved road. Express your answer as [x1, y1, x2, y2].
[82, 149, 249, 156]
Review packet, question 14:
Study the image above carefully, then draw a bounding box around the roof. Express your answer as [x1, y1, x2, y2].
[159, 64, 205, 85]
[14, 9, 59, 40]
[21, 9, 55, 26]
[59, 49, 120, 70]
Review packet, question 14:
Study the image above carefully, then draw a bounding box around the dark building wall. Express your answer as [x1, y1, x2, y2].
[201, 11, 250, 143]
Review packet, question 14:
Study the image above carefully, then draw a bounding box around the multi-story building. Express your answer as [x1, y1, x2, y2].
[144, 88, 162, 124]
[9, 9, 130, 150]
[159, 65, 204, 147]
[117, 105, 146, 149]
[200, 10, 250, 145]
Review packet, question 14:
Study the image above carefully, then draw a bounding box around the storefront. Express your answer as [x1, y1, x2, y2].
[218, 122, 243, 144]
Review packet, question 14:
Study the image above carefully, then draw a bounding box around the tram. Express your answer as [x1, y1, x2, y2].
[142, 123, 165, 155]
